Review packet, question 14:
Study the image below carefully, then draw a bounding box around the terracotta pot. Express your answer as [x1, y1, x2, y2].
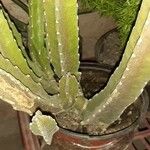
[18, 87, 149, 150]
[42, 125, 135, 150]
[41, 86, 149, 150]
[18, 63, 149, 150]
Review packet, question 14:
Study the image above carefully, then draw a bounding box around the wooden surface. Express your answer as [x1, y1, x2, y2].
[17, 112, 150, 150]
[0, 101, 23, 150]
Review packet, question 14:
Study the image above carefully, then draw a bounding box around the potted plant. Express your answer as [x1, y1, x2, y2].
[0, 0, 150, 149]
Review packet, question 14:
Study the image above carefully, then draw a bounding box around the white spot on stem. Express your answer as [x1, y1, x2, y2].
[119, 82, 122, 86]
[114, 89, 118, 94]
[26, 88, 30, 92]
[55, 7, 59, 12]
[38, 83, 41, 86]
[37, 97, 40, 100]
[26, 75, 30, 78]
[103, 105, 106, 109]
[82, 102, 87, 110]
[131, 54, 136, 58]
[145, 19, 150, 26]
[14, 66, 18, 69]
[58, 43, 62, 46]
[92, 114, 96, 118]
[144, 82, 147, 86]
[140, 89, 144, 93]
[98, 109, 101, 113]
[137, 38, 142, 46]
[57, 31, 60, 35]
[86, 119, 90, 123]
[5, 58, 9, 62]
[60, 53, 63, 56]
[122, 76, 125, 79]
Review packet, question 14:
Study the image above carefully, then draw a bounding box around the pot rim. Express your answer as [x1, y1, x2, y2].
[79, 61, 113, 72]
[57, 89, 149, 141]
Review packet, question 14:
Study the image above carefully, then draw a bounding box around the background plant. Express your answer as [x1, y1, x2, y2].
[80, 0, 142, 45]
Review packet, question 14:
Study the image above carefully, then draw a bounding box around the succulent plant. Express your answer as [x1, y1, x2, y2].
[0, 0, 150, 145]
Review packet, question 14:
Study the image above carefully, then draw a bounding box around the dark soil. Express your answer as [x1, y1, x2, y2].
[55, 64, 142, 135]
[55, 28, 142, 136]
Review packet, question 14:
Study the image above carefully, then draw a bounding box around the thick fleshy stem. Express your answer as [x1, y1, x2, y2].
[81, 0, 150, 130]
[43, 0, 80, 78]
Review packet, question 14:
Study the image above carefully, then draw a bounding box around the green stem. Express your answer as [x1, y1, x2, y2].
[82, 0, 150, 129]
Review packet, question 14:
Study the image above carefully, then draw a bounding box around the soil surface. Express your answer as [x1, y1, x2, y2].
[55, 66, 142, 135]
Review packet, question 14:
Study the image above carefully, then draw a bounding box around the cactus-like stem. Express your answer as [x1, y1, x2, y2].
[43, 0, 80, 78]
[0, 8, 58, 94]
[82, 0, 150, 129]
[30, 110, 59, 145]
[0, 68, 36, 115]
[0, 54, 52, 100]
[28, 0, 59, 93]
[83, 0, 149, 114]
[73, 96, 88, 112]
[28, 0, 55, 79]
[2, 8, 58, 93]
[59, 73, 82, 108]
[0, 9, 32, 76]
[0, 66, 63, 114]
[2, 8, 44, 78]
[43, 0, 61, 77]
[28, 0, 47, 68]
[0, 55, 62, 113]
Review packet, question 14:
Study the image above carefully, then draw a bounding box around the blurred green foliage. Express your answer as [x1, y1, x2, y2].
[80, 0, 141, 45]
